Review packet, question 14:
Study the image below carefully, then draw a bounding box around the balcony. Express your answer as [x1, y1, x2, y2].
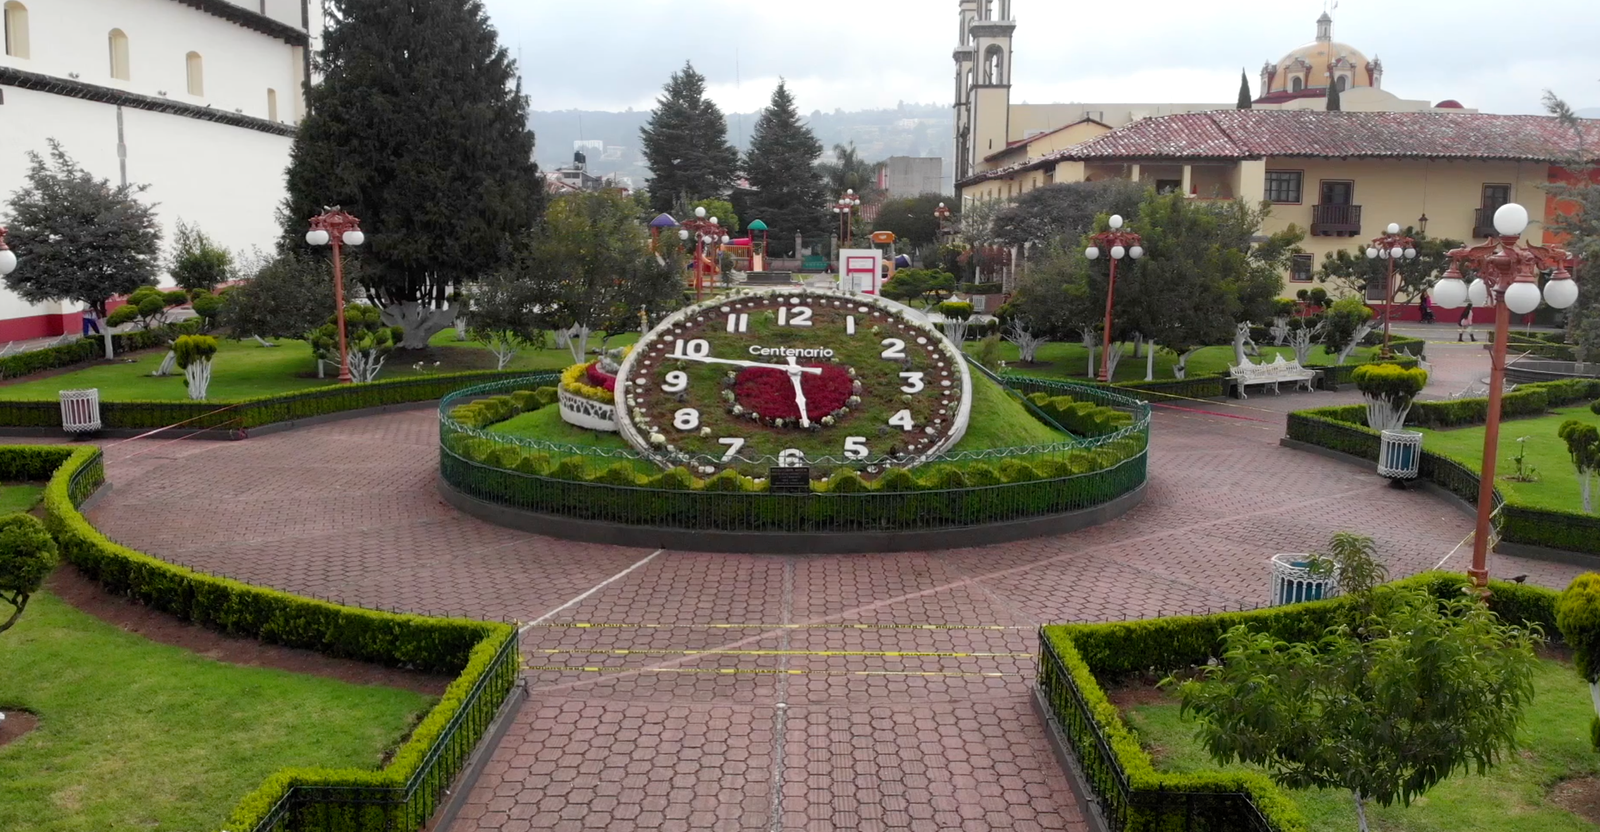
[1311, 204, 1362, 237]
[1473, 207, 1500, 240]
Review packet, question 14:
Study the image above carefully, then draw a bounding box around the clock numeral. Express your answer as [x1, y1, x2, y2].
[888, 409, 915, 432]
[717, 437, 746, 462]
[662, 371, 689, 393]
[674, 408, 700, 431]
[726, 313, 749, 333]
[846, 316, 856, 335]
[843, 437, 869, 460]
[899, 372, 925, 393]
[778, 448, 805, 467]
[777, 306, 813, 327]
[880, 338, 906, 359]
[669, 338, 711, 359]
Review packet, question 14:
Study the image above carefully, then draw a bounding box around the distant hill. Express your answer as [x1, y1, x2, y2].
[529, 104, 955, 194]
[1578, 107, 1600, 119]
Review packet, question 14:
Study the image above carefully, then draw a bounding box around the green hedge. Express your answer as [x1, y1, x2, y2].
[0, 326, 178, 380]
[0, 369, 553, 431]
[1038, 573, 1557, 832]
[1316, 356, 1420, 390]
[33, 445, 518, 832]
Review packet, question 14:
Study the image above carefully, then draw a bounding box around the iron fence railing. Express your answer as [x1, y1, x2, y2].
[1036, 634, 1276, 832]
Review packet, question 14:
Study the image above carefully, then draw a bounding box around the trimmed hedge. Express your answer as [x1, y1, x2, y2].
[1038, 572, 1558, 832]
[32, 445, 518, 832]
[0, 326, 178, 380]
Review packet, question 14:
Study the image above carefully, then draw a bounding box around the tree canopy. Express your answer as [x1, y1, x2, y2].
[871, 194, 948, 249]
[1316, 229, 1463, 306]
[3, 140, 161, 314]
[1237, 70, 1253, 109]
[817, 143, 882, 203]
[641, 62, 740, 215]
[742, 81, 827, 252]
[221, 252, 336, 341]
[280, 0, 543, 348]
[991, 180, 1145, 248]
[0, 513, 59, 636]
[168, 220, 232, 293]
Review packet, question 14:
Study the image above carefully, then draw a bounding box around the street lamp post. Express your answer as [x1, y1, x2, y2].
[306, 207, 366, 385]
[1365, 222, 1418, 360]
[833, 190, 861, 246]
[1430, 203, 1577, 588]
[0, 226, 16, 278]
[679, 207, 724, 301]
[1084, 215, 1145, 383]
[934, 202, 953, 243]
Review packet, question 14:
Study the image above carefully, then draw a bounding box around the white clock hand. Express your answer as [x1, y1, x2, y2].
[786, 356, 812, 428]
[670, 354, 823, 375]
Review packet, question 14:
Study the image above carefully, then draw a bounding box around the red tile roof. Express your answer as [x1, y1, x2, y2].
[982, 117, 1113, 162]
[958, 110, 1600, 187]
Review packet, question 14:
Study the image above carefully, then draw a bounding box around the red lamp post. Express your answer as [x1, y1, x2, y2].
[1431, 203, 1577, 588]
[306, 207, 366, 385]
[833, 190, 861, 246]
[0, 226, 16, 278]
[934, 202, 953, 242]
[678, 207, 725, 301]
[1366, 223, 1418, 360]
[1085, 215, 1144, 383]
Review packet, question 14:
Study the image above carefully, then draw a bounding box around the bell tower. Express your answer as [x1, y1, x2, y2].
[954, 0, 1014, 183]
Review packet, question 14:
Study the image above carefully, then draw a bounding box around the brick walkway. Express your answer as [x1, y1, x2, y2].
[84, 335, 1582, 832]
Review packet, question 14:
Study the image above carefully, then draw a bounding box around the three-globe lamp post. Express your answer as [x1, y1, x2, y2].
[1084, 215, 1145, 382]
[678, 206, 727, 301]
[305, 208, 366, 385]
[0, 226, 15, 278]
[834, 190, 861, 246]
[1429, 203, 1577, 588]
[1366, 222, 1418, 360]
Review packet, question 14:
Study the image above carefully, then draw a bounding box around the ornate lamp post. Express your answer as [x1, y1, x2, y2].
[833, 190, 861, 246]
[1084, 215, 1145, 382]
[934, 202, 953, 242]
[1365, 222, 1418, 359]
[0, 226, 16, 277]
[1431, 203, 1577, 588]
[678, 207, 725, 300]
[306, 207, 366, 385]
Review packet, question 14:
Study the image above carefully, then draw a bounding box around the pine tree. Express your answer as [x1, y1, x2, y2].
[640, 62, 739, 214]
[743, 80, 827, 255]
[281, 0, 543, 349]
[1327, 79, 1343, 111]
[1237, 70, 1253, 109]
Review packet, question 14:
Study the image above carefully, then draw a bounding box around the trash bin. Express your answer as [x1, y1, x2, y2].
[59, 388, 102, 434]
[1270, 553, 1338, 606]
[1378, 430, 1423, 479]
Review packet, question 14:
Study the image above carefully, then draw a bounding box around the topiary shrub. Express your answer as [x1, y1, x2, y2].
[0, 513, 59, 635]
[649, 467, 695, 491]
[874, 468, 919, 493]
[172, 334, 218, 400]
[1353, 363, 1429, 431]
[310, 305, 401, 383]
[824, 469, 869, 494]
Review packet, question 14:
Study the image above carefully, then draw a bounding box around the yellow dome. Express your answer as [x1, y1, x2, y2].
[1264, 14, 1378, 95]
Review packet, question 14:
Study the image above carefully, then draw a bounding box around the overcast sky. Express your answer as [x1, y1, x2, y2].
[486, 0, 1599, 116]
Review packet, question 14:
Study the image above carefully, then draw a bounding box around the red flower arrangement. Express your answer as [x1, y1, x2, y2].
[733, 364, 853, 423]
[585, 362, 617, 393]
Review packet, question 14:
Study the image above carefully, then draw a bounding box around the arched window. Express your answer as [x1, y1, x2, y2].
[1290, 76, 1303, 93]
[266, 88, 278, 121]
[185, 51, 203, 96]
[3, 2, 28, 59]
[108, 29, 129, 80]
[984, 45, 1004, 85]
[1336, 75, 1348, 92]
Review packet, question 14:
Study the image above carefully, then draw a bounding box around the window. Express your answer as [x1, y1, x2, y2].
[1265, 170, 1303, 203]
[266, 88, 278, 121]
[1319, 180, 1353, 205]
[1482, 184, 1511, 210]
[1290, 76, 1303, 93]
[108, 29, 129, 80]
[185, 51, 203, 96]
[3, 2, 27, 59]
[1336, 75, 1348, 92]
[1290, 254, 1314, 283]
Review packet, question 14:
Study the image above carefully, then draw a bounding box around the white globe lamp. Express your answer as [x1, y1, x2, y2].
[0, 249, 14, 276]
[1084, 246, 1100, 261]
[1366, 248, 1379, 259]
[342, 230, 365, 247]
[1503, 281, 1543, 315]
[1545, 275, 1580, 310]
[1389, 246, 1404, 260]
[1493, 203, 1529, 237]
[678, 229, 690, 240]
[306, 229, 330, 247]
[1110, 245, 1126, 260]
[694, 206, 707, 219]
[1467, 278, 1489, 307]
[1129, 245, 1144, 260]
[1432, 274, 1468, 309]
[1386, 223, 1401, 235]
[1108, 214, 1124, 230]
[1404, 248, 1417, 260]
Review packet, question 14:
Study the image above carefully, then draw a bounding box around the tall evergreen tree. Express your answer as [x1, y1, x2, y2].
[743, 80, 827, 255]
[640, 62, 739, 214]
[1327, 78, 1343, 111]
[1237, 70, 1253, 109]
[281, 0, 543, 349]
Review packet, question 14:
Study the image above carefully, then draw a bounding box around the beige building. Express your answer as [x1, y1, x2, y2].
[957, 109, 1600, 297]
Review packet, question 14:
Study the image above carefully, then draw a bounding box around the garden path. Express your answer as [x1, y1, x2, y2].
[82, 334, 1582, 832]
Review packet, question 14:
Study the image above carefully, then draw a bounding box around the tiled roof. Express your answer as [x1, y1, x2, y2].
[982, 116, 1113, 162]
[958, 110, 1600, 187]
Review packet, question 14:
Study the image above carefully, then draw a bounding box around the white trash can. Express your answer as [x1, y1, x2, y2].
[59, 388, 102, 434]
[1378, 430, 1423, 479]
[1270, 553, 1338, 606]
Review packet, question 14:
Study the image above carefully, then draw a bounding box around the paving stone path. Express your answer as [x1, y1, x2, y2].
[84, 336, 1579, 832]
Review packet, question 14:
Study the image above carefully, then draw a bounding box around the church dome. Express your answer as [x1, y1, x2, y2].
[1260, 13, 1381, 98]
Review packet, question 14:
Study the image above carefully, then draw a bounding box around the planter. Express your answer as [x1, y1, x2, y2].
[1378, 429, 1423, 479]
[557, 387, 617, 432]
[58, 388, 101, 434]
[1270, 553, 1338, 606]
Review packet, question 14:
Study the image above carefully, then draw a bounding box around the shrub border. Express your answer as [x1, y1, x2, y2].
[27, 445, 518, 832]
[1036, 572, 1559, 832]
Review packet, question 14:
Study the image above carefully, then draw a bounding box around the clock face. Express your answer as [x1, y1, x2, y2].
[614, 288, 971, 476]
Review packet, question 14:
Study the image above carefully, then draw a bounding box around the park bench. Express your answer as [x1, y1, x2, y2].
[1230, 355, 1316, 398]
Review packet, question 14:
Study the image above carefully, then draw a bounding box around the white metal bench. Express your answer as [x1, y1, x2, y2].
[1231, 355, 1316, 398]
[1448, 378, 1516, 400]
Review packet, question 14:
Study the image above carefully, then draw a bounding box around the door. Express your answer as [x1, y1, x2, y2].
[1481, 184, 1511, 210]
[1320, 181, 1353, 206]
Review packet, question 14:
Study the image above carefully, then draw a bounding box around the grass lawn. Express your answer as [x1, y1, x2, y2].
[491, 404, 635, 451]
[0, 591, 433, 832]
[0, 331, 637, 403]
[969, 340, 1382, 384]
[1122, 658, 1600, 832]
[0, 483, 44, 513]
[1414, 406, 1596, 514]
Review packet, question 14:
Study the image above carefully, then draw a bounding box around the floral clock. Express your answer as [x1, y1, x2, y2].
[613, 288, 972, 476]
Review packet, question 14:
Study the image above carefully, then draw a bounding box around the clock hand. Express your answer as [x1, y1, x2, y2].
[786, 356, 812, 428]
[670, 354, 823, 375]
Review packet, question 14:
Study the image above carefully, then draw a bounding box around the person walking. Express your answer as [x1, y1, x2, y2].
[1419, 290, 1434, 324]
[81, 306, 101, 337]
[1457, 304, 1476, 342]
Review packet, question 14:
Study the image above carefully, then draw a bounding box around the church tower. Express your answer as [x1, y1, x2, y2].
[954, 0, 1014, 183]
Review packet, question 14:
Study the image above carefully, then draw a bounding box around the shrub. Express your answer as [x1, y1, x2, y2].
[0, 512, 59, 635]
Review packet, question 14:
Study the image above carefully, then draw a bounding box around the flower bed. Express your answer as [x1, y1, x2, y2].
[730, 363, 854, 425]
[559, 363, 613, 405]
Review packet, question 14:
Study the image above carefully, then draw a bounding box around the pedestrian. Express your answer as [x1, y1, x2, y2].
[1457, 304, 1476, 342]
[81, 306, 101, 336]
[1419, 290, 1434, 324]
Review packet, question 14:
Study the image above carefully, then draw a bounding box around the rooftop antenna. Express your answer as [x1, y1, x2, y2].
[736, 49, 744, 149]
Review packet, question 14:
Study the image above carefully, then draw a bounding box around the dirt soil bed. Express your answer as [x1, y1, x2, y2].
[0, 710, 39, 748]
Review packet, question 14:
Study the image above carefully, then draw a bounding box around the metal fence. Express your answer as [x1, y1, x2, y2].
[1036, 635, 1277, 832]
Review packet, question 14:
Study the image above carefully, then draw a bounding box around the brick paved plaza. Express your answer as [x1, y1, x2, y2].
[82, 336, 1578, 831]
